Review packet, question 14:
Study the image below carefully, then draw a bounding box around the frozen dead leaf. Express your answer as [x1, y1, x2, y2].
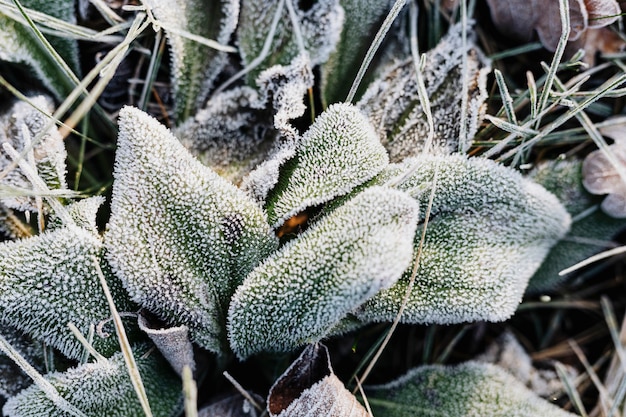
[366, 361, 577, 417]
[138, 311, 195, 377]
[0, 96, 67, 212]
[582, 143, 626, 217]
[357, 154, 570, 324]
[237, 0, 343, 84]
[572, 27, 625, 66]
[358, 22, 490, 160]
[528, 158, 626, 293]
[264, 103, 389, 228]
[3, 345, 182, 417]
[143, 0, 239, 122]
[227, 187, 419, 359]
[268, 344, 368, 417]
[0, 224, 133, 360]
[486, 0, 621, 52]
[198, 393, 264, 417]
[106, 106, 277, 355]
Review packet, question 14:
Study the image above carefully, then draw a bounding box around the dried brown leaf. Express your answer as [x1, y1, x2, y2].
[582, 144, 626, 217]
[585, 0, 621, 28]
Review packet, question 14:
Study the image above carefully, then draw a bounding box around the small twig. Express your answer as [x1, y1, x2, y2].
[223, 371, 264, 412]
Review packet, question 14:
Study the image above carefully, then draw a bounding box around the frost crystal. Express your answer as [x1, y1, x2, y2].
[264, 103, 389, 228]
[358, 22, 491, 160]
[0, 96, 67, 212]
[3, 345, 182, 417]
[357, 154, 571, 324]
[106, 106, 277, 354]
[144, 0, 239, 122]
[366, 361, 577, 417]
[0, 224, 132, 360]
[227, 186, 419, 359]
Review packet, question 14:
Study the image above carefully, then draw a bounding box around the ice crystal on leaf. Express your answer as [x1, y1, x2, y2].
[227, 186, 419, 359]
[3, 345, 182, 417]
[105, 106, 278, 355]
[0, 224, 132, 360]
[143, 0, 239, 122]
[358, 22, 491, 160]
[366, 361, 577, 417]
[356, 154, 571, 324]
[264, 103, 389, 228]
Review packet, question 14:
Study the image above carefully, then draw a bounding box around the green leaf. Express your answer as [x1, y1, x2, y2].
[227, 186, 419, 359]
[264, 103, 389, 228]
[144, 0, 239, 123]
[356, 154, 570, 324]
[357, 22, 491, 160]
[0, 224, 133, 360]
[237, 0, 343, 84]
[3, 345, 182, 417]
[0, 327, 44, 401]
[366, 361, 577, 417]
[105, 106, 278, 355]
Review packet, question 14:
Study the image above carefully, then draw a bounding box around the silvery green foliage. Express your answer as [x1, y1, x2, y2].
[0, 223, 132, 360]
[0, 2, 78, 100]
[227, 186, 419, 359]
[0, 327, 43, 401]
[105, 106, 278, 355]
[0, 96, 67, 212]
[47, 196, 105, 234]
[237, 0, 344, 83]
[358, 22, 491, 160]
[356, 154, 571, 324]
[264, 103, 389, 228]
[144, 0, 239, 122]
[366, 361, 577, 417]
[528, 158, 626, 293]
[3, 345, 182, 417]
[321, 0, 395, 105]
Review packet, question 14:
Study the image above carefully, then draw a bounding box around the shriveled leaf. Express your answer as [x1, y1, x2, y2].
[227, 186, 419, 359]
[264, 103, 389, 228]
[584, 0, 621, 28]
[582, 144, 626, 217]
[0, 224, 133, 360]
[357, 154, 570, 324]
[358, 23, 491, 160]
[198, 393, 264, 417]
[528, 158, 626, 293]
[237, 0, 343, 83]
[106, 106, 278, 354]
[0, 96, 67, 212]
[144, 0, 239, 122]
[3, 345, 182, 417]
[268, 344, 368, 417]
[366, 361, 577, 417]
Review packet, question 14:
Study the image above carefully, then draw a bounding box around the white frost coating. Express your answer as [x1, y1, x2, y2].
[227, 186, 419, 359]
[3, 346, 182, 417]
[265, 103, 389, 228]
[105, 106, 277, 354]
[357, 154, 571, 324]
[47, 196, 105, 234]
[0, 96, 67, 212]
[0, 225, 132, 360]
[366, 361, 577, 417]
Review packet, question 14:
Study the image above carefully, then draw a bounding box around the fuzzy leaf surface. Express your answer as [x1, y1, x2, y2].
[366, 361, 577, 417]
[265, 103, 388, 228]
[228, 186, 419, 359]
[357, 154, 570, 324]
[106, 106, 278, 354]
[3, 345, 182, 417]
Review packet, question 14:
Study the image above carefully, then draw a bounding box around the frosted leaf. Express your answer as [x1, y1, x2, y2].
[357, 154, 570, 324]
[143, 0, 239, 122]
[0, 327, 44, 401]
[528, 158, 626, 293]
[3, 345, 182, 417]
[47, 196, 105, 234]
[227, 186, 419, 359]
[366, 361, 577, 417]
[0, 224, 133, 360]
[268, 344, 368, 417]
[582, 144, 626, 218]
[105, 106, 278, 354]
[0, 96, 67, 212]
[237, 0, 344, 83]
[198, 393, 264, 417]
[320, 0, 396, 105]
[264, 103, 389, 228]
[0, 4, 78, 100]
[357, 22, 491, 160]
